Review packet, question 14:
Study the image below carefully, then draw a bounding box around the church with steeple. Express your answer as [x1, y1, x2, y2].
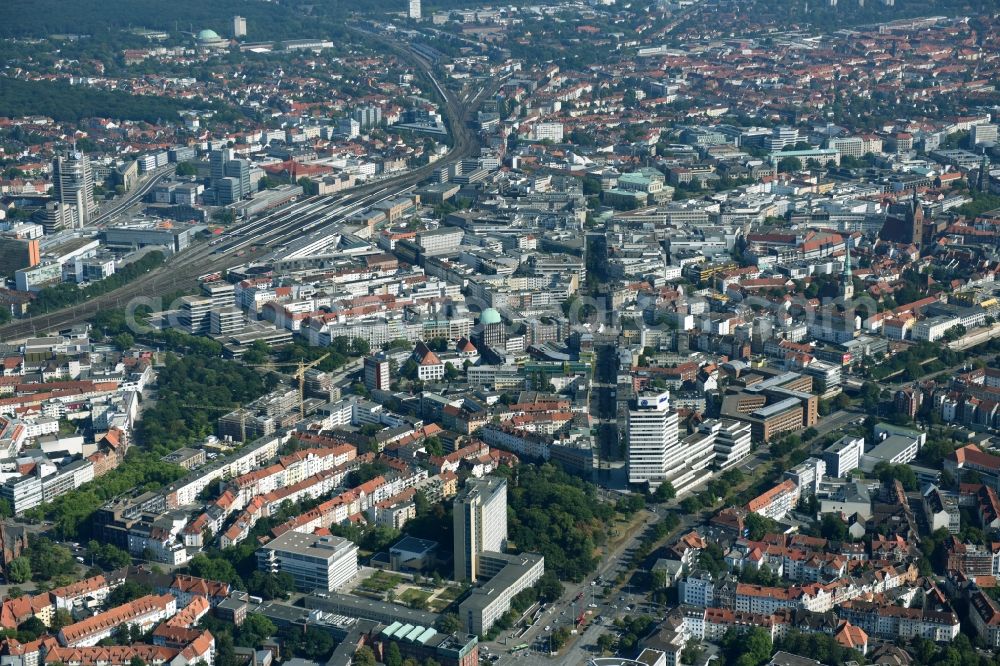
[841, 236, 853, 301]
[878, 191, 925, 249]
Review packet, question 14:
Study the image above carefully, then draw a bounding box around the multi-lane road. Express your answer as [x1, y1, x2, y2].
[90, 164, 176, 227]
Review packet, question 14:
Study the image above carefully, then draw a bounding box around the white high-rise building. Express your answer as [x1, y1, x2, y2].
[707, 418, 752, 469]
[971, 124, 998, 146]
[233, 15, 247, 38]
[823, 435, 864, 478]
[256, 532, 358, 592]
[454, 476, 507, 582]
[530, 122, 564, 142]
[764, 126, 800, 151]
[627, 391, 679, 487]
[408, 0, 422, 19]
[52, 152, 96, 228]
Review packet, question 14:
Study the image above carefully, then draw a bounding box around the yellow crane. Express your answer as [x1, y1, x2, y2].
[247, 353, 331, 420]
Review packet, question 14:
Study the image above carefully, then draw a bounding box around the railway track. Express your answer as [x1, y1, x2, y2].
[0, 37, 495, 342]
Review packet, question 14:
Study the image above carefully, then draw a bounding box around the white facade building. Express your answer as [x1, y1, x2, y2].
[454, 476, 508, 582]
[823, 436, 864, 478]
[256, 532, 359, 592]
[628, 392, 679, 487]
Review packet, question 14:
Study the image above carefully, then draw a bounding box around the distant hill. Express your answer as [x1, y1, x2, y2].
[713, 0, 997, 32]
[0, 0, 507, 39]
[0, 0, 335, 39]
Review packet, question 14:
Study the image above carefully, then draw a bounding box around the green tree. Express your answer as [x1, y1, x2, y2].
[653, 481, 676, 502]
[27, 537, 75, 580]
[51, 609, 73, 630]
[698, 542, 728, 578]
[239, 613, 277, 647]
[777, 156, 802, 173]
[435, 613, 463, 634]
[401, 358, 419, 380]
[107, 580, 154, 607]
[87, 540, 132, 569]
[175, 162, 198, 177]
[503, 463, 615, 581]
[873, 462, 917, 491]
[17, 617, 46, 641]
[723, 627, 772, 666]
[617, 493, 646, 514]
[680, 496, 702, 514]
[386, 643, 403, 666]
[535, 572, 564, 602]
[424, 437, 445, 456]
[744, 513, 778, 541]
[7, 556, 30, 583]
[247, 571, 295, 600]
[819, 513, 849, 541]
[279, 626, 333, 661]
[551, 626, 572, 651]
[113, 333, 135, 350]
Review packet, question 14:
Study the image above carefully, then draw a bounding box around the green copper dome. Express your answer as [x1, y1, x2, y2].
[479, 308, 502, 325]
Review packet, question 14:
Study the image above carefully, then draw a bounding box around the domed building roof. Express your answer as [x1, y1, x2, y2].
[479, 308, 502, 325]
[197, 29, 222, 42]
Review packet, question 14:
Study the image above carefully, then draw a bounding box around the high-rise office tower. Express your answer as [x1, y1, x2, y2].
[233, 15, 247, 38]
[224, 158, 252, 198]
[216, 177, 242, 205]
[351, 106, 382, 129]
[627, 391, 679, 487]
[454, 476, 507, 582]
[0, 237, 40, 279]
[408, 0, 421, 19]
[210, 148, 231, 186]
[52, 152, 96, 227]
[364, 356, 390, 392]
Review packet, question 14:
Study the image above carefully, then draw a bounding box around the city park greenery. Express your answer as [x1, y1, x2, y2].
[135, 352, 279, 456]
[18, 322, 287, 538]
[24, 455, 187, 540]
[0, 78, 217, 126]
[495, 463, 615, 582]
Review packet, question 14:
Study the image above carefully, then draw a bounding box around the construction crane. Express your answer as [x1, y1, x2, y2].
[247, 353, 331, 421]
[181, 403, 248, 443]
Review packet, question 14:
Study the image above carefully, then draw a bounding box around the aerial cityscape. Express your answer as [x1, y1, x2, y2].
[0, 1, 999, 666]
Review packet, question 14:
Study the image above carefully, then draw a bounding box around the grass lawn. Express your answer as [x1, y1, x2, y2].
[359, 571, 402, 593]
[602, 509, 650, 555]
[429, 598, 452, 612]
[436, 586, 463, 602]
[399, 587, 432, 609]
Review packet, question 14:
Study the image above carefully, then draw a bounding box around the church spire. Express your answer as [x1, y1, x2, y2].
[911, 190, 924, 246]
[841, 236, 854, 301]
